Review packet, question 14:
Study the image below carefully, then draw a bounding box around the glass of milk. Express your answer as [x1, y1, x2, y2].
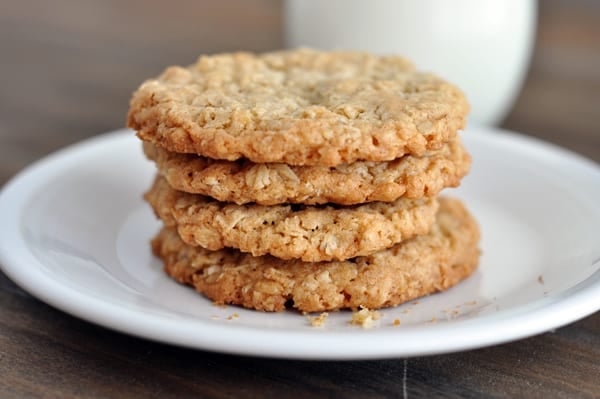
[283, 0, 537, 126]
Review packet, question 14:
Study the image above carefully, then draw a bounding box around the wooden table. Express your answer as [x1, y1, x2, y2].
[1, 1, 598, 397]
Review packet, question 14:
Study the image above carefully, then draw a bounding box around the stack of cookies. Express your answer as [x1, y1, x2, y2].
[127, 49, 480, 313]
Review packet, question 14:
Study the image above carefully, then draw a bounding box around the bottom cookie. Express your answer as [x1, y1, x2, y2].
[151, 197, 480, 313]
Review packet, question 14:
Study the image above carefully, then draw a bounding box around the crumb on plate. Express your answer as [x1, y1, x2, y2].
[350, 306, 381, 329]
[227, 313, 239, 320]
[308, 312, 329, 327]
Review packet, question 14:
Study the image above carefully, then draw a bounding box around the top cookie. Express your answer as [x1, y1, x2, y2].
[128, 48, 469, 166]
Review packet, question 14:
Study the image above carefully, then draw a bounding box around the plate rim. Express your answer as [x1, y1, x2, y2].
[1, 126, 599, 360]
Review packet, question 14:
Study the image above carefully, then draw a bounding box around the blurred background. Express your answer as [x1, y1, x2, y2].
[0, 0, 598, 185]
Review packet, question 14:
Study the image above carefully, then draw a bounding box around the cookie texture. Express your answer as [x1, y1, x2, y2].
[145, 176, 439, 262]
[129, 48, 469, 166]
[152, 197, 480, 313]
[143, 138, 470, 205]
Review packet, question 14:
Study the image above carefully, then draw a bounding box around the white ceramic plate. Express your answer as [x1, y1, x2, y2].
[1, 126, 599, 360]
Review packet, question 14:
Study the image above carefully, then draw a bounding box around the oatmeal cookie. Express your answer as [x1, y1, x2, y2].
[152, 197, 480, 312]
[143, 138, 470, 205]
[129, 48, 469, 166]
[145, 176, 439, 262]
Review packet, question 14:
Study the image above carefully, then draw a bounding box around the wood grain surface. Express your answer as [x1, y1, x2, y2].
[0, 1, 598, 398]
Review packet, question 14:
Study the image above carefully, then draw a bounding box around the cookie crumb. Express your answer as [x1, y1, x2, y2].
[308, 312, 329, 327]
[210, 315, 219, 319]
[213, 302, 227, 309]
[393, 319, 401, 326]
[227, 313, 239, 320]
[430, 317, 437, 323]
[350, 306, 381, 329]
[537, 275, 544, 284]
[412, 301, 420, 305]
[466, 300, 477, 305]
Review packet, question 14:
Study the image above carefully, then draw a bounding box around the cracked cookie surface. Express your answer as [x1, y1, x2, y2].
[152, 197, 480, 312]
[143, 138, 470, 205]
[128, 48, 469, 166]
[145, 176, 439, 262]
